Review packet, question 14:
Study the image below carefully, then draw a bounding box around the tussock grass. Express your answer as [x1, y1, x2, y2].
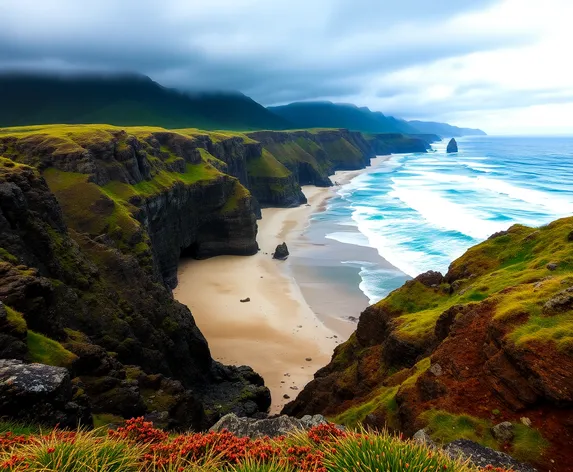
[0, 419, 505, 472]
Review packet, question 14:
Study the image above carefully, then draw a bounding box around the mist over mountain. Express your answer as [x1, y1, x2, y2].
[0, 73, 292, 130]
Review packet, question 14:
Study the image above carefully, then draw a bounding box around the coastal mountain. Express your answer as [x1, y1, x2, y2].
[268, 101, 486, 137]
[0, 123, 429, 429]
[0, 73, 484, 137]
[283, 219, 573, 471]
[409, 120, 487, 137]
[268, 101, 420, 134]
[0, 73, 292, 130]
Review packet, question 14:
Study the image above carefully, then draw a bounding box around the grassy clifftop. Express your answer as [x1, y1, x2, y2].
[0, 124, 269, 430]
[284, 217, 573, 471]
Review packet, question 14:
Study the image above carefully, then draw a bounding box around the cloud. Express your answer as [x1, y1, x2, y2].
[0, 0, 571, 132]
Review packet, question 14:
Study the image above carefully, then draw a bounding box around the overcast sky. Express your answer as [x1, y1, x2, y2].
[1, 0, 571, 134]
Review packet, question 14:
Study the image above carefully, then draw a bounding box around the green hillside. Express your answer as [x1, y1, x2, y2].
[268, 101, 420, 134]
[0, 73, 292, 131]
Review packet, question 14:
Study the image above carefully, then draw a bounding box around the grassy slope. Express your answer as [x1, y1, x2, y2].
[322, 217, 573, 466]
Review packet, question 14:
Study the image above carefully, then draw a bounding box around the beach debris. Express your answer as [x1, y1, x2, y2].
[333, 335, 338, 338]
[290, 386, 299, 390]
[240, 297, 251, 303]
[348, 316, 358, 322]
[284, 373, 290, 377]
[281, 381, 285, 383]
[272, 242, 289, 260]
[305, 357, 312, 362]
[283, 394, 290, 399]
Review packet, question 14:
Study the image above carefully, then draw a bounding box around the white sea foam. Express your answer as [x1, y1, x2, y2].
[388, 186, 506, 239]
[314, 137, 573, 305]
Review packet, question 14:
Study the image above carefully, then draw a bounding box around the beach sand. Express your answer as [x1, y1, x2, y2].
[173, 157, 389, 412]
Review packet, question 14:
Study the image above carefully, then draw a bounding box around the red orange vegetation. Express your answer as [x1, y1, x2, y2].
[0, 418, 514, 471]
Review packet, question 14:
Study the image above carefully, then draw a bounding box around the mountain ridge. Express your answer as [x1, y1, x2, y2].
[269, 101, 486, 136]
[0, 73, 484, 136]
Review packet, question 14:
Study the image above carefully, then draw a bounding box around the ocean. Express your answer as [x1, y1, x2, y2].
[308, 136, 573, 305]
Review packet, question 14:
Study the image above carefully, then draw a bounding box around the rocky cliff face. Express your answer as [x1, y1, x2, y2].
[0, 126, 269, 430]
[283, 218, 573, 471]
[247, 129, 429, 190]
[0, 124, 434, 431]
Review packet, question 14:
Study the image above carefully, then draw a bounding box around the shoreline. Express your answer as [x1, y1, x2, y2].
[173, 156, 390, 413]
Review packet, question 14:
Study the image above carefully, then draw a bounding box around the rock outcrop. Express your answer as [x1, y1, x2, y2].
[283, 217, 573, 471]
[273, 242, 289, 260]
[0, 359, 92, 428]
[210, 412, 328, 438]
[445, 440, 536, 472]
[446, 138, 458, 153]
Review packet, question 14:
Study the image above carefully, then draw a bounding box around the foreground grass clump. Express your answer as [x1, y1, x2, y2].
[0, 418, 514, 472]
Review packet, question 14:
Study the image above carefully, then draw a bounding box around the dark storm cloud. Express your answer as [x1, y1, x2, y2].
[1, 0, 513, 102]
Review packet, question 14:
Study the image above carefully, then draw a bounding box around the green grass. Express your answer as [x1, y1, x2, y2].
[0, 247, 18, 264]
[5, 306, 27, 336]
[0, 421, 40, 436]
[221, 182, 250, 214]
[10, 431, 141, 472]
[323, 431, 476, 472]
[422, 410, 498, 449]
[44, 169, 140, 244]
[26, 331, 78, 368]
[246, 149, 291, 178]
[366, 216, 573, 349]
[421, 410, 548, 464]
[332, 358, 430, 428]
[92, 414, 125, 429]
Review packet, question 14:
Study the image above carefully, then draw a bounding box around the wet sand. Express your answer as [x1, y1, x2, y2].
[173, 157, 390, 412]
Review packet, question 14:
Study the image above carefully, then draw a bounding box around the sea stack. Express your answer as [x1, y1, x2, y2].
[446, 138, 458, 153]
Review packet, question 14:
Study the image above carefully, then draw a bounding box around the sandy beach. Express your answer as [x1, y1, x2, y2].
[173, 157, 389, 412]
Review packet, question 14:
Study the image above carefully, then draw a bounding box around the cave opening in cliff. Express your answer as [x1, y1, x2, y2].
[180, 242, 200, 259]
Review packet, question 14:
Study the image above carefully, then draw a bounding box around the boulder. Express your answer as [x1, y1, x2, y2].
[543, 286, 573, 314]
[209, 412, 328, 438]
[415, 270, 444, 287]
[0, 359, 92, 428]
[413, 429, 436, 448]
[446, 138, 458, 153]
[491, 421, 514, 442]
[273, 242, 289, 260]
[444, 439, 536, 472]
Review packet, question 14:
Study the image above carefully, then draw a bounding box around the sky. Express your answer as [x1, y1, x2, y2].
[1, 0, 572, 134]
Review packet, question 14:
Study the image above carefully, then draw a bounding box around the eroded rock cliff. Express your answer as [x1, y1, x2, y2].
[0, 126, 268, 429]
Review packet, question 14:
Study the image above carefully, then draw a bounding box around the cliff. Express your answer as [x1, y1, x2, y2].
[246, 129, 429, 190]
[0, 123, 432, 431]
[283, 218, 573, 471]
[0, 125, 270, 430]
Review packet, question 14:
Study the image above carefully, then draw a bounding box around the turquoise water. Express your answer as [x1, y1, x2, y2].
[311, 136, 573, 304]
